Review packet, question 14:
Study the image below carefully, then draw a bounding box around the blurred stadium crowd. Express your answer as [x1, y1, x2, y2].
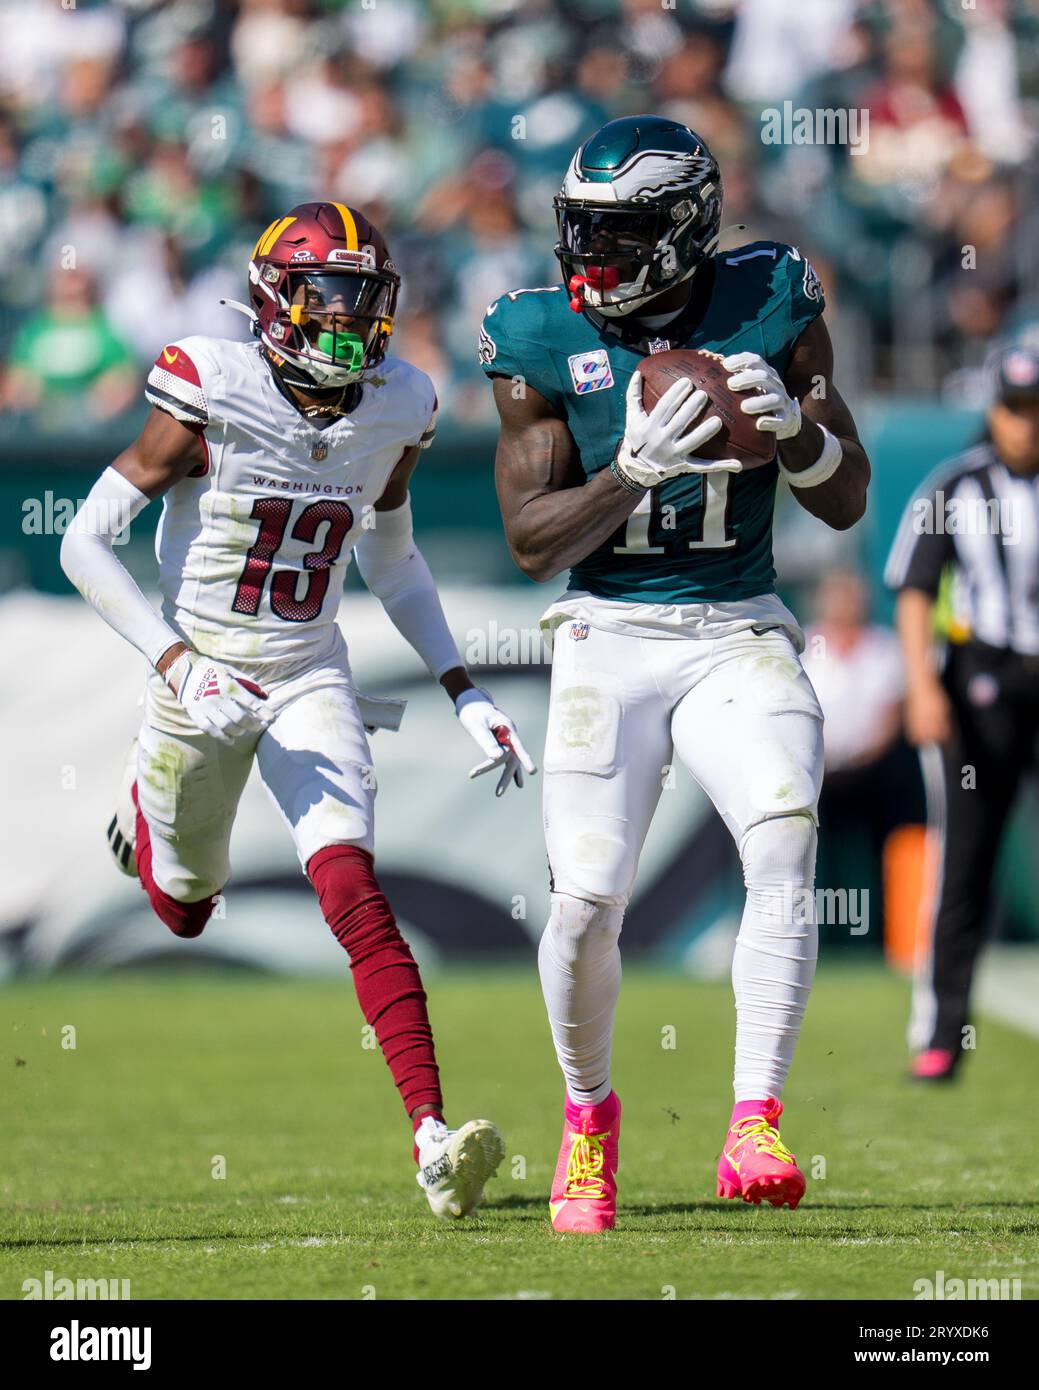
[1, 0, 1038, 436]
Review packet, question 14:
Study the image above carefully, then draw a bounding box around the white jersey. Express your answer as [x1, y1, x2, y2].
[145, 337, 436, 665]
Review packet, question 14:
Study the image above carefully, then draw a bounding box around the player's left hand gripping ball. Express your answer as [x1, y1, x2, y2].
[723, 352, 802, 440]
[455, 688, 537, 796]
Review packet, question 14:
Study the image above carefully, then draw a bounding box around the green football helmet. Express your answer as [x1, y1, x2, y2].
[554, 115, 723, 319]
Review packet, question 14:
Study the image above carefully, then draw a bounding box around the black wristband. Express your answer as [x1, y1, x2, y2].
[609, 455, 645, 494]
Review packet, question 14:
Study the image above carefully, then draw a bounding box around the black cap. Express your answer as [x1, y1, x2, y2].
[995, 345, 1039, 404]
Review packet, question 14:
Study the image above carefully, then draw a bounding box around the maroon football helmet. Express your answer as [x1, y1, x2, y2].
[248, 202, 399, 387]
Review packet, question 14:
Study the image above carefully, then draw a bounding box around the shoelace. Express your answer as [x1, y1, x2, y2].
[729, 1115, 796, 1166]
[563, 1128, 610, 1200]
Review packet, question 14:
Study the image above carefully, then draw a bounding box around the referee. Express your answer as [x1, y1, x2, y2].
[885, 344, 1039, 1081]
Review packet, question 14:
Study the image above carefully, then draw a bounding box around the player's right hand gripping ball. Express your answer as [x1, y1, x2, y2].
[614, 365, 734, 490]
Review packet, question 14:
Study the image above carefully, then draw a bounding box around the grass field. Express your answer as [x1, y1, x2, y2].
[3, 965, 1036, 1301]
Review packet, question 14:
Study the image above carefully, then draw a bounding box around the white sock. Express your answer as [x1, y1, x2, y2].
[732, 815, 818, 1101]
[538, 892, 623, 1107]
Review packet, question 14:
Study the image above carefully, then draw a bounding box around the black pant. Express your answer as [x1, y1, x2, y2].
[921, 642, 1039, 1052]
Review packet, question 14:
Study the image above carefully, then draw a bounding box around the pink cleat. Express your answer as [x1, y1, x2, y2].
[910, 1048, 958, 1081]
[716, 1097, 805, 1210]
[549, 1091, 621, 1233]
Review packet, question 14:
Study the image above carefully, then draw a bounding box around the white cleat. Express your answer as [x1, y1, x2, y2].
[415, 1117, 506, 1219]
[106, 737, 139, 878]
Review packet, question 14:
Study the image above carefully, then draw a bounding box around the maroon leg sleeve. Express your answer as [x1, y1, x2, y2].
[132, 783, 215, 939]
[308, 843, 443, 1119]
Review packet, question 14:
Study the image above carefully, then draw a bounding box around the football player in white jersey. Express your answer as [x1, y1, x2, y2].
[60, 201, 536, 1220]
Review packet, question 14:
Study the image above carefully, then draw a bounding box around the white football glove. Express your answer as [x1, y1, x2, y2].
[456, 687, 537, 797]
[166, 650, 270, 743]
[615, 373, 740, 488]
[723, 352, 802, 440]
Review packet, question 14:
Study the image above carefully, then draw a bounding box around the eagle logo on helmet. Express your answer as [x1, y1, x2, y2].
[247, 202, 400, 388]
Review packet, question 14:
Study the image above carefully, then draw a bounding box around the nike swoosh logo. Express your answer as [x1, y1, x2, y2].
[550, 1200, 593, 1216]
[163, 348, 180, 365]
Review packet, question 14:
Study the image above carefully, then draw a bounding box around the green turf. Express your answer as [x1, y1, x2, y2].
[2, 966, 1036, 1300]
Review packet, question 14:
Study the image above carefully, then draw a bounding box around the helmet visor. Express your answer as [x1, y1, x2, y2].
[288, 271, 394, 367]
[555, 203, 664, 286]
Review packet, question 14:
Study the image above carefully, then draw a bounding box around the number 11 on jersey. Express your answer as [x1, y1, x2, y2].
[614, 472, 737, 554]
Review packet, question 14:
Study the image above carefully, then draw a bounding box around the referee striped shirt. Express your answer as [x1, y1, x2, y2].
[884, 443, 1039, 655]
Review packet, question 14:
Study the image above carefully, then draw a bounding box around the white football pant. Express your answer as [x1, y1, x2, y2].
[538, 620, 824, 1104]
[135, 644, 376, 903]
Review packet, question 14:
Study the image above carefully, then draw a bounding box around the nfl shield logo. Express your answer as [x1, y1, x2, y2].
[570, 621, 590, 641]
[311, 442, 328, 461]
[647, 338, 671, 354]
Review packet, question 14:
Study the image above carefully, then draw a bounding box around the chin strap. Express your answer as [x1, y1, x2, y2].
[265, 352, 361, 417]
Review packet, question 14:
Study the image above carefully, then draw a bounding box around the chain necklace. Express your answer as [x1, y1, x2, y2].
[298, 386, 354, 420]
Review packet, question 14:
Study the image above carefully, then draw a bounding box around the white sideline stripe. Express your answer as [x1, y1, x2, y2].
[975, 947, 1039, 1039]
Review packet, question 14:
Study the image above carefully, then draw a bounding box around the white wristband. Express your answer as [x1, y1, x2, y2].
[780, 424, 843, 489]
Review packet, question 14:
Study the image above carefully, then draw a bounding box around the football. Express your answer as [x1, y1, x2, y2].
[635, 347, 777, 468]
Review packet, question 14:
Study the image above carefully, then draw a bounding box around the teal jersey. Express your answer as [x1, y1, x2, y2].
[480, 241, 824, 604]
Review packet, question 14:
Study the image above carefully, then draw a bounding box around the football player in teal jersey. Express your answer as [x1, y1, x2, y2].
[481, 116, 870, 1232]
